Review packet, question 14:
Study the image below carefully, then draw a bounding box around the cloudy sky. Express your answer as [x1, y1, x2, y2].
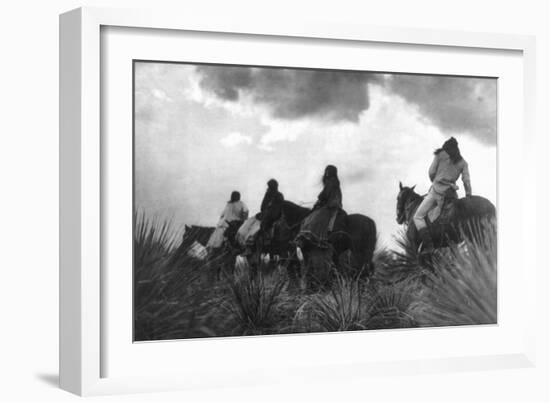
[134, 62, 497, 247]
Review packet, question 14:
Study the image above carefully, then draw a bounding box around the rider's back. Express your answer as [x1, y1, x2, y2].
[221, 200, 249, 223]
[430, 150, 469, 195]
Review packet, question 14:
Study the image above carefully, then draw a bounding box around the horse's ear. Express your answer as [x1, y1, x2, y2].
[185, 225, 190, 231]
[399, 181, 403, 190]
[411, 185, 416, 191]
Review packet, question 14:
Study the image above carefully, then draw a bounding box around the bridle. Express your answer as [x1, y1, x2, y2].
[397, 190, 419, 225]
[402, 198, 418, 225]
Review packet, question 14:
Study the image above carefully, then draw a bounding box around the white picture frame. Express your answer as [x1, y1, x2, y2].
[59, 6, 537, 396]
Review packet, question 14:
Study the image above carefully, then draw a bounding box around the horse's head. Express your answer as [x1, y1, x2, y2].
[396, 181, 416, 224]
[260, 200, 309, 234]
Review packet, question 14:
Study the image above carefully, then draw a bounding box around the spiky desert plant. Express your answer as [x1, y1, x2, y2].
[295, 270, 417, 333]
[134, 213, 230, 340]
[296, 272, 367, 332]
[380, 229, 436, 286]
[134, 212, 180, 314]
[224, 266, 287, 335]
[134, 211, 179, 271]
[411, 218, 497, 327]
[365, 283, 418, 329]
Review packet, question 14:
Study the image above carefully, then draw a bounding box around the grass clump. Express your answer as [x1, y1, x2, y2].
[134, 213, 497, 340]
[411, 219, 497, 327]
[223, 267, 287, 335]
[294, 272, 417, 333]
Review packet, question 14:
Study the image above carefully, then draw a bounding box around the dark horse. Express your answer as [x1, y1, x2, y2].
[171, 224, 241, 283]
[262, 200, 377, 288]
[396, 182, 496, 249]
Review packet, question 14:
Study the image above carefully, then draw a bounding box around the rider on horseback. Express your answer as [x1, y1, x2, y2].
[414, 137, 472, 251]
[315, 165, 343, 229]
[295, 165, 344, 248]
[222, 191, 249, 224]
[207, 190, 249, 249]
[259, 179, 284, 230]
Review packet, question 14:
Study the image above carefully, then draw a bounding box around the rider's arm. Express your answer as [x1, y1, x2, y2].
[260, 193, 270, 212]
[317, 185, 330, 204]
[462, 162, 472, 196]
[428, 155, 439, 182]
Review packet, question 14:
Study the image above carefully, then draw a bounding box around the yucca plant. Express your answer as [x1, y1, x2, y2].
[134, 211, 179, 270]
[224, 266, 287, 335]
[134, 213, 227, 340]
[411, 218, 497, 327]
[365, 283, 418, 329]
[295, 270, 417, 333]
[378, 230, 436, 286]
[296, 272, 367, 332]
[134, 212, 180, 315]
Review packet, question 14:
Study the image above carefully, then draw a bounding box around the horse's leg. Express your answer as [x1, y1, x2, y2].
[247, 253, 257, 280]
[296, 246, 307, 292]
[406, 224, 419, 250]
[216, 261, 222, 282]
[331, 246, 340, 269]
[286, 261, 298, 292]
[329, 245, 343, 285]
[254, 244, 265, 279]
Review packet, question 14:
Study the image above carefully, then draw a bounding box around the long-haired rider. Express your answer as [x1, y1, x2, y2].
[413, 137, 471, 251]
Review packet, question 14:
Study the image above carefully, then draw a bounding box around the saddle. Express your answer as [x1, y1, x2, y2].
[329, 208, 348, 234]
[224, 220, 244, 247]
[294, 208, 348, 250]
[426, 188, 458, 226]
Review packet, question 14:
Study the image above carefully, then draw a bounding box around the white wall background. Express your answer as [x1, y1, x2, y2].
[0, 0, 548, 401]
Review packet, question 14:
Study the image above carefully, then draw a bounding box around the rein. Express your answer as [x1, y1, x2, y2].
[403, 193, 422, 224]
[280, 211, 302, 231]
[279, 202, 310, 231]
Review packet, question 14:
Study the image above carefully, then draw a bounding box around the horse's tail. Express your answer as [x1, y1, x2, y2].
[360, 216, 376, 253]
[364, 218, 377, 275]
[347, 214, 377, 275]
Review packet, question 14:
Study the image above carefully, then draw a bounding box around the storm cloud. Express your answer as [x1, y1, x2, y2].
[197, 66, 378, 123]
[384, 75, 497, 145]
[196, 65, 497, 145]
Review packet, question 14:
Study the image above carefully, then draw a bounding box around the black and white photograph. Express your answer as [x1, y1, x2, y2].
[133, 61, 497, 341]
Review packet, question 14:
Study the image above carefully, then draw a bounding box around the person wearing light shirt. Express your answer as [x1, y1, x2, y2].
[207, 191, 249, 249]
[413, 137, 472, 251]
[220, 190, 249, 224]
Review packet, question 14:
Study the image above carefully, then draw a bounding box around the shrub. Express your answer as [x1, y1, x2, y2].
[133, 212, 497, 340]
[223, 266, 287, 335]
[134, 213, 228, 340]
[295, 272, 416, 333]
[411, 219, 497, 327]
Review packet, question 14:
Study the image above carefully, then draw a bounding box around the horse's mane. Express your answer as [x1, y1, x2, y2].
[281, 200, 311, 226]
[404, 188, 423, 204]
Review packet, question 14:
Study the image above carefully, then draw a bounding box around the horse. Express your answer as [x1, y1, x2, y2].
[261, 200, 377, 289]
[182, 225, 214, 247]
[396, 181, 496, 250]
[172, 224, 241, 283]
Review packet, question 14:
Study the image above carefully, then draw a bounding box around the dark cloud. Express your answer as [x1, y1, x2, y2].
[384, 75, 497, 145]
[197, 66, 378, 123]
[196, 65, 497, 145]
[198, 66, 252, 101]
